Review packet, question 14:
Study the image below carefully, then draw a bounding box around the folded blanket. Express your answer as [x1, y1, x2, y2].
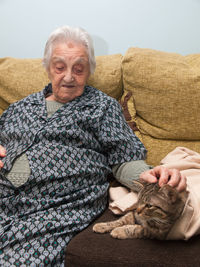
[109, 147, 200, 240]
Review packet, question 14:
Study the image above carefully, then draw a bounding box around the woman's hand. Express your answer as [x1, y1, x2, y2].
[0, 145, 6, 169]
[139, 165, 186, 192]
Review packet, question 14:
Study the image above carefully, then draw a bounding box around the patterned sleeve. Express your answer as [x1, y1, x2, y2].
[0, 105, 15, 150]
[98, 98, 147, 166]
[0, 103, 15, 129]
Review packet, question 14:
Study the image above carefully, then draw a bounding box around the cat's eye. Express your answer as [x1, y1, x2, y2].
[146, 204, 152, 208]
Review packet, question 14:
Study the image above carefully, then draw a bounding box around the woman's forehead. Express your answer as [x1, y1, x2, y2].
[51, 42, 89, 64]
[51, 56, 88, 66]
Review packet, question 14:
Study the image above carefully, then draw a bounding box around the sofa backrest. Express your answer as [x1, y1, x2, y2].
[1, 48, 200, 166]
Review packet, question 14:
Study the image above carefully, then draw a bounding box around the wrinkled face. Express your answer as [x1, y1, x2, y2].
[47, 42, 90, 103]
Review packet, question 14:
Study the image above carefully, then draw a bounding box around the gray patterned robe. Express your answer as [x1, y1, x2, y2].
[0, 84, 146, 266]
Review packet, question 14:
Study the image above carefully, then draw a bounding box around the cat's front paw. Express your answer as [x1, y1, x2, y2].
[111, 225, 142, 239]
[93, 223, 111, 233]
[110, 226, 128, 239]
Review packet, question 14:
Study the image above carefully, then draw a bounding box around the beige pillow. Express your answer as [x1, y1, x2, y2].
[0, 58, 49, 114]
[122, 47, 200, 141]
[88, 54, 122, 100]
[0, 54, 123, 114]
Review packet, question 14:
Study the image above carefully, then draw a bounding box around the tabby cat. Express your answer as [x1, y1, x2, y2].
[93, 180, 187, 240]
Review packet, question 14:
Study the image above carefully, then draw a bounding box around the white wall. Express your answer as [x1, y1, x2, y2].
[0, 0, 200, 58]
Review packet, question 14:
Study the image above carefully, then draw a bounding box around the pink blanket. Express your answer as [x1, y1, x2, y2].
[109, 147, 200, 240]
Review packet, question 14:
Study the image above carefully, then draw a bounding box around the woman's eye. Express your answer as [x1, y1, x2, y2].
[56, 67, 64, 71]
[73, 65, 84, 74]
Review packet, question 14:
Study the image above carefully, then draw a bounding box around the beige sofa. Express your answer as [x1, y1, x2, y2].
[1, 47, 200, 266]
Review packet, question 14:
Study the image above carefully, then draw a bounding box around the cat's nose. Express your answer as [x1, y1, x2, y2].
[137, 204, 145, 214]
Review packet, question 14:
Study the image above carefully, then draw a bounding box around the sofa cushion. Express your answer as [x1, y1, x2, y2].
[65, 208, 200, 267]
[122, 47, 200, 141]
[141, 135, 200, 166]
[0, 54, 122, 114]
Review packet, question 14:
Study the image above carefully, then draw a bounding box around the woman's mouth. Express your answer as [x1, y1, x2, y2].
[62, 84, 75, 89]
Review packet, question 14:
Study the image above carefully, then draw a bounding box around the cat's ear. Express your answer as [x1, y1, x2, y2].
[131, 179, 145, 192]
[160, 185, 178, 204]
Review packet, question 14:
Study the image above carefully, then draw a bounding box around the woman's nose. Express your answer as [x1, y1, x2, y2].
[63, 70, 74, 82]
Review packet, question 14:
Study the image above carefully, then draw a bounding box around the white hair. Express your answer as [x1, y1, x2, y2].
[43, 25, 96, 74]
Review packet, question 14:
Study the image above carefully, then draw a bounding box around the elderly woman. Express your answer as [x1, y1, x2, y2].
[0, 26, 186, 266]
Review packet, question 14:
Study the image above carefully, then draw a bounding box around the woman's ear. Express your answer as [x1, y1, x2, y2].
[47, 71, 51, 80]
